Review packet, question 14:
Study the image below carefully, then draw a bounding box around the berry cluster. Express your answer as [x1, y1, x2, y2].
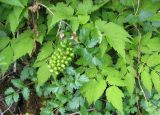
[48, 40, 74, 75]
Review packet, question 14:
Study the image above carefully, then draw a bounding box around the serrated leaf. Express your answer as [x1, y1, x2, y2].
[147, 37, 160, 52]
[35, 41, 53, 62]
[47, 3, 74, 32]
[0, 37, 10, 50]
[0, 0, 24, 7]
[92, 56, 102, 66]
[8, 7, 24, 33]
[11, 31, 33, 61]
[68, 96, 84, 110]
[103, 22, 131, 58]
[106, 67, 125, 86]
[81, 48, 93, 62]
[5, 87, 15, 95]
[5, 87, 15, 106]
[0, 46, 13, 74]
[151, 70, 160, 93]
[125, 73, 135, 95]
[85, 67, 98, 78]
[106, 86, 124, 113]
[11, 79, 25, 89]
[146, 53, 160, 67]
[80, 77, 106, 104]
[5, 95, 13, 106]
[13, 93, 19, 102]
[37, 63, 51, 86]
[20, 67, 30, 80]
[87, 38, 99, 48]
[70, 18, 79, 32]
[22, 87, 30, 100]
[78, 15, 90, 24]
[141, 69, 152, 93]
[77, 0, 93, 15]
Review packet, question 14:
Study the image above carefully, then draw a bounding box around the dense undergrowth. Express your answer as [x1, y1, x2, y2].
[0, 0, 160, 114]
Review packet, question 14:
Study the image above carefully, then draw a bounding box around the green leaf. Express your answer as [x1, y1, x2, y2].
[37, 63, 51, 86]
[8, 7, 24, 33]
[105, 67, 125, 86]
[81, 48, 93, 62]
[141, 69, 152, 93]
[55, 3, 74, 19]
[20, 0, 28, 6]
[125, 73, 135, 95]
[13, 92, 19, 102]
[92, 56, 102, 66]
[20, 67, 30, 80]
[5, 95, 13, 106]
[147, 13, 160, 22]
[140, 0, 160, 13]
[35, 41, 53, 62]
[5, 87, 15, 95]
[47, 3, 74, 32]
[99, 38, 108, 56]
[70, 18, 79, 32]
[151, 70, 160, 93]
[22, 87, 30, 100]
[147, 37, 160, 52]
[103, 22, 131, 58]
[85, 67, 98, 78]
[0, 0, 24, 7]
[87, 38, 99, 48]
[78, 15, 90, 24]
[0, 37, 10, 50]
[0, 46, 13, 74]
[106, 86, 124, 113]
[80, 77, 106, 104]
[11, 31, 33, 61]
[146, 53, 160, 67]
[5, 87, 15, 106]
[11, 79, 25, 89]
[77, 0, 93, 15]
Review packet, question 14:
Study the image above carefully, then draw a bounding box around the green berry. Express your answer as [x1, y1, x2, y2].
[53, 67, 57, 70]
[49, 69, 54, 73]
[65, 61, 69, 65]
[70, 53, 74, 57]
[61, 64, 65, 68]
[58, 67, 61, 70]
[55, 71, 58, 75]
[67, 57, 72, 61]
[61, 60, 64, 63]
[48, 65, 51, 68]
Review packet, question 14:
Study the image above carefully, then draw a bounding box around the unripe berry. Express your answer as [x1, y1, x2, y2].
[70, 53, 74, 57]
[48, 40, 74, 76]
[67, 57, 72, 61]
[48, 65, 51, 68]
[61, 64, 65, 68]
[49, 69, 54, 73]
[65, 61, 69, 65]
[55, 71, 58, 75]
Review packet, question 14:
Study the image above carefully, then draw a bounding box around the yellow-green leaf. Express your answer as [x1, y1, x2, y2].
[106, 86, 124, 113]
[151, 70, 160, 93]
[37, 63, 51, 86]
[80, 77, 106, 104]
[141, 69, 152, 93]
